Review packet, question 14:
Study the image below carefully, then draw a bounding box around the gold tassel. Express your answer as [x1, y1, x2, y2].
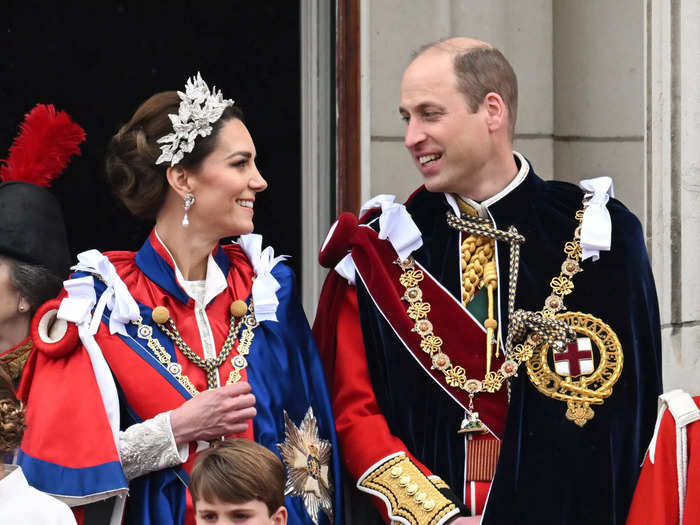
[483, 260, 498, 373]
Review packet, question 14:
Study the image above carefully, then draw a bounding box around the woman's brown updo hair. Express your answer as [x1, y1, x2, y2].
[0, 365, 25, 454]
[106, 91, 244, 219]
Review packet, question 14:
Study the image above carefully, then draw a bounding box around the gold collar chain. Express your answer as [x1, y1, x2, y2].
[396, 256, 531, 398]
[397, 208, 598, 433]
[395, 214, 526, 433]
[524, 206, 624, 427]
[132, 302, 259, 395]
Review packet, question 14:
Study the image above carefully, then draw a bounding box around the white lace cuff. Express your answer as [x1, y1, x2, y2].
[118, 411, 189, 481]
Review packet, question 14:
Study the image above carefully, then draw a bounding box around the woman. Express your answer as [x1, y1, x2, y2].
[0, 104, 82, 383]
[0, 364, 76, 524]
[18, 74, 341, 525]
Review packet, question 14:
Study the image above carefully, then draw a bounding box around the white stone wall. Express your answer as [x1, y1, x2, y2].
[552, 0, 645, 221]
[647, 0, 700, 393]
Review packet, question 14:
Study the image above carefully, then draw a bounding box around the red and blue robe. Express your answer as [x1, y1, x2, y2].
[18, 231, 342, 525]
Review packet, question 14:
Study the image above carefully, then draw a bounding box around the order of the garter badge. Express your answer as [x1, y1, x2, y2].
[277, 407, 334, 524]
[523, 206, 624, 427]
[526, 311, 623, 426]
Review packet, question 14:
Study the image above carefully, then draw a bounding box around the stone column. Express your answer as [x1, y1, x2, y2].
[647, 0, 700, 392]
[552, 0, 645, 220]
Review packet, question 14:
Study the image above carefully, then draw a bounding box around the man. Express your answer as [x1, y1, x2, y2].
[313, 38, 662, 524]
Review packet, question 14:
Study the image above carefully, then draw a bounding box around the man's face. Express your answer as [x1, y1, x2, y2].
[399, 49, 491, 195]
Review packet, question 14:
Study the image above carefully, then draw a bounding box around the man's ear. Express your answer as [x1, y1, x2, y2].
[165, 165, 194, 199]
[270, 505, 288, 525]
[483, 91, 507, 133]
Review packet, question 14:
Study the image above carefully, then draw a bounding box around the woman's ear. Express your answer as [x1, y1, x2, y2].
[270, 505, 288, 525]
[165, 166, 194, 199]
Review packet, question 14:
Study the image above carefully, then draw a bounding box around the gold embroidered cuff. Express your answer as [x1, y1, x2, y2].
[429, 476, 449, 491]
[358, 453, 459, 525]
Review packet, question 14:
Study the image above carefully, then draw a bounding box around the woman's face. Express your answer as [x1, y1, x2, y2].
[0, 257, 22, 327]
[187, 118, 267, 238]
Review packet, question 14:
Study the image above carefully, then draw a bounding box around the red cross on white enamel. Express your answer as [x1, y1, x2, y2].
[553, 337, 594, 377]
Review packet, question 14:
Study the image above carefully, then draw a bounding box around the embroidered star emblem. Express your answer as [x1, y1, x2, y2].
[277, 407, 334, 524]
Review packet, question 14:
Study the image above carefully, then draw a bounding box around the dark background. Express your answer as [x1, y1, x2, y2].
[0, 2, 302, 276]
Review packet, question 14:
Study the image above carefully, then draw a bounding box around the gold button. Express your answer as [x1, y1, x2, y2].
[414, 491, 426, 503]
[390, 466, 402, 478]
[398, 475, 410, 487]
[406, 482, 418, 495]
[422, 499, 435, 512]
[230, 300, 248, 318]
[151, 306, 170, 324]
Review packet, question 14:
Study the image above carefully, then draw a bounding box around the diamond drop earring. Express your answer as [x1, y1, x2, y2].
[182, 193, 195, 227]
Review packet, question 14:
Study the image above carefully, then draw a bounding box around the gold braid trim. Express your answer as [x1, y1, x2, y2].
[358, 454, 457, 525]
[460, 235, 494, 305]
[429, 477, 450, 490]
[0, 339, 33, 381]
[457, 199, 495, 307]
[0, 398, 26, 451]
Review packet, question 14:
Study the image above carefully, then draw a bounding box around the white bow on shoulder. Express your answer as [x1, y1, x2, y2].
[360, 194, 423, 260]
[578, 177, 615, 262]
[58, 249, 141, 336]
[238, 234, 288, 322]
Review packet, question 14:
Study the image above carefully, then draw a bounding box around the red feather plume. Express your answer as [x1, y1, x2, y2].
[0, 104, 86, 187]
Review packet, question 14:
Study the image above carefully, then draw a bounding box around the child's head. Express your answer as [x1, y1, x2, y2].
[190, 439, 287, 525]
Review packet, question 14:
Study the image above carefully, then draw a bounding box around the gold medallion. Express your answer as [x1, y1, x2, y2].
[525, 311, 623, 426]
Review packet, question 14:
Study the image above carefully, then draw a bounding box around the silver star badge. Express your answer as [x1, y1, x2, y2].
[277, 407, 334, 524]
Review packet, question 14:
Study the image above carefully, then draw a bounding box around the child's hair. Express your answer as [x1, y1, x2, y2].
[190, 439, 286, 515]
[0, 364, 25, 454]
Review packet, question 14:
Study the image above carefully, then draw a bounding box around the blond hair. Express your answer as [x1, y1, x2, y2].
[190, 439, 286, 515]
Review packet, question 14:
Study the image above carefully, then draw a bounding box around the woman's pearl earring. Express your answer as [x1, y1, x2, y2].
[18, 298, 28, 313]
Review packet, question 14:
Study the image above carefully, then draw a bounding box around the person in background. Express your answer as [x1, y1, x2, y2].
[0, 364, 77, 524]
[190, 439, 287, 525]
[18, 73, 341, 525]
[0, 104, 83, 384]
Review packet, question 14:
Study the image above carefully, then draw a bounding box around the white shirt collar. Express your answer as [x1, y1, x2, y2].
[0, 464, 25, 495]
[445, 151, 530, 218]
[153, 229, 228, 305]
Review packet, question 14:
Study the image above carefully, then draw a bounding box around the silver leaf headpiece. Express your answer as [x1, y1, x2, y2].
[155, 72, 235, 166]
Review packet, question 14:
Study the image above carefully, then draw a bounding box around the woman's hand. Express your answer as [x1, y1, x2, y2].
[170, 382, 257, 445]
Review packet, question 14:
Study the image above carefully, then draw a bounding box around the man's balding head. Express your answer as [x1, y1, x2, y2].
[413, 38, 518, 138]
[415, 37, 491, 57]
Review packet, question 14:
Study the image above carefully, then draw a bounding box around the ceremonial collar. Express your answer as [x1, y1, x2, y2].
[446, 151, 530, 218]
[135, 229, 230, 306]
